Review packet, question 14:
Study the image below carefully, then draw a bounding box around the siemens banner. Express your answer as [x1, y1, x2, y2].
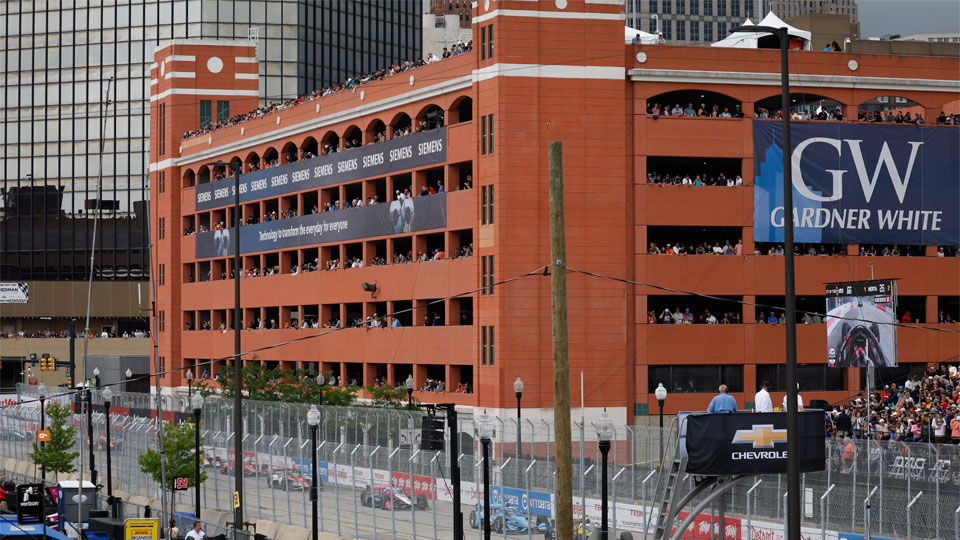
[753, 121, 959, 245]
[195, 193, 446, 258]
[194, 127, 447, 212]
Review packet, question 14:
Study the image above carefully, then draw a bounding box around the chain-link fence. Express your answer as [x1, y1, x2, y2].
[3, 386, 958, 540]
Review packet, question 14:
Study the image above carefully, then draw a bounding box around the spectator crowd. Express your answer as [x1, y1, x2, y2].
[827, 364, 960, 445]
[1, 329, 149, 338]
[183, 41, 472, 140]
[646, 171, 743, 186]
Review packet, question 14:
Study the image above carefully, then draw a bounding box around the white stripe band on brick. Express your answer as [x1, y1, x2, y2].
[164, 72, 197, 80]
[235, 73, 260, 80]
[150, 79, 158, 86]
[165, 55, 197, 62]
[628, 68, 960, 93]
[149, 88, 260, 102]
[149, 158, 177, 172]
[473, 9, 624, 24]
[475, 63, 625, 81]
[235, 57, 258, 63]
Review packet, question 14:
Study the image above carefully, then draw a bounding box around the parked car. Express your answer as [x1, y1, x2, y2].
[469, 503, 546, 534]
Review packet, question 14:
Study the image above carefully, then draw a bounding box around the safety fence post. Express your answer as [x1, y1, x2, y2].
[906, 491, 922, 540]
[641, 469, 656, 539]
[746, 478, 762, 540]
[526, 460, 537, 540]
[821, 484, 835, 540]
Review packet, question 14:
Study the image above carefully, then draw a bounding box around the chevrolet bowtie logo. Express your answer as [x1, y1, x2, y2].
[732, 424, 788, 448]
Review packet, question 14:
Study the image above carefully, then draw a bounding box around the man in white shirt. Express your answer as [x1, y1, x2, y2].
[783, 384, 805, 412]
[754, 381, 774, 412]
[185, 522, 205, 539]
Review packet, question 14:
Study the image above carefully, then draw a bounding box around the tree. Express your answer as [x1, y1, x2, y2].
[138, 420, 207, 494]
[367, 384, 413, 408]
[200, 362, 359, 406]
[30, 401, 79, 482]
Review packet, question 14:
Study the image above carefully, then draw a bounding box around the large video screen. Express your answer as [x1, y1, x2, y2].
[825, 279, 898, 367]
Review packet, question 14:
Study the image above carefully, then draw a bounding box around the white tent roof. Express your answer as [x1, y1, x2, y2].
[626, 25, 658, 45]
[711, 12, 812, 50]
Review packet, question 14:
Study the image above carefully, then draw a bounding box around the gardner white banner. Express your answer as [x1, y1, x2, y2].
[753, 121, 959, 246]
[0, 283, 29, 303]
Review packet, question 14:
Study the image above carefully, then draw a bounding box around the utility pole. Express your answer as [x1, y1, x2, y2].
[548, 141, 573, 540]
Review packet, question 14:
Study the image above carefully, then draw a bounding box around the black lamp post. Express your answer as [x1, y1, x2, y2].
[477, 411, 495, 540]
[125, 367, 133, 392]
[191, 392, 204, 520]
[208, 159, 244, 537]
[731, 23, 800, 540]
[93, 367, 101, 389]
[38, 384, 47, 481]
[102, 387, 113, 498]
[513, 376, 523, 486]
[655, 383, 667, 466]
[406, 375, 415, 410]
[307, 404, 320, 540]
[596, 410, 615, 540]
[185, 368, 194, 398]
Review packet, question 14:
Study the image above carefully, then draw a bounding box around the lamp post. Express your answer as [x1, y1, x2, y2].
[38, 384, 47, 481]
[406, 375, 415, 409]
[207, 158, 244, 537]
[477, 412, 495, 540]
[655, 383, 667, 466]
[102, 387, 113, 497]
[93, 366, 101, 389]
[731, 23, 800, 540]
[596, 410, 615, 540]
[307, 405, 321, 540]
[185, 368, 194, 397]
[191, 392, 204, 520]
[124, 367, 132, 392]
[513, 376, 523, 486]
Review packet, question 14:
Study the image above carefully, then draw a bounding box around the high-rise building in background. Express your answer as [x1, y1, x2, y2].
[626, 0, 857, 44]
[0, 1, 421, 381]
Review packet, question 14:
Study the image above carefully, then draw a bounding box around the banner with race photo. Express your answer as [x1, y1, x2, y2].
[825, 279, 898, 368]
[753, 121, 959, 246]
[193, 127, 447, 212]
[195, 193, 446, 258]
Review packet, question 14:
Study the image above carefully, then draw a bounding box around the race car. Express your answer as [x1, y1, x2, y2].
[359, 485, 426, 510]
[95, 434, 122, 452]
[267, 470, 310, 491]
[825, 299, 894, 368]
[468, 503, 547, 534]
[542, 517, 634, 540]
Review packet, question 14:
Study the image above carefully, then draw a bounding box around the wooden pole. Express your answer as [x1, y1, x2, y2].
[548, 141, 573, 540]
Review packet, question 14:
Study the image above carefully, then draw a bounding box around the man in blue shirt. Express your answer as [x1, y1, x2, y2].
[707, 384, 738, 413]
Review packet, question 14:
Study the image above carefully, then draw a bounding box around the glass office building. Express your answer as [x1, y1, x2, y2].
[1, 0, 422, 282]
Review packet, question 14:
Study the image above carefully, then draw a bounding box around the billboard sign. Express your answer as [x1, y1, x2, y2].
[685, 412, 826, 475]
[0, 283, 29, 303]
[195, 193, 446, 258]
[193, 127, 447, 212]
[753, 121, 959, 245]
[825, 279, 897, 367]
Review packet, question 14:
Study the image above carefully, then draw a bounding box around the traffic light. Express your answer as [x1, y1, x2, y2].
[66, 371, 72, 387]
[40, 355, 48, 371]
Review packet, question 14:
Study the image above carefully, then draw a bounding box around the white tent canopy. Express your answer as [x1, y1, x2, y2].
[626, 25, 659, 45]
[711, 12, 812, 50]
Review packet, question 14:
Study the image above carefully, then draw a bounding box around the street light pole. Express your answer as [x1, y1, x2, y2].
[208, 159, 244, 538]
[38, 384, 47, 481]
[186, 368, 194, 398]
[93, 366, 101, 389]
[102, 387, 113, 498]
[478, 412, 494, 540]
[191, 393, 205, 520]
[732, 24, 799, 540]
[513, 376, 523, 487]
[86, 384, 96, 488]
[655, 383, 667, 466]
[596, 410, 614, 540]
[307, 405, 321, 540]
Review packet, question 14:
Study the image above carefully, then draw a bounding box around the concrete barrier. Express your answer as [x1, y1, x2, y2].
[253, 519, 279, 538]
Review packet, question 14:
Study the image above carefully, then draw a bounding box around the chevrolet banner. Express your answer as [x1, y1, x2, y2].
[684, 412, 825, 475]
